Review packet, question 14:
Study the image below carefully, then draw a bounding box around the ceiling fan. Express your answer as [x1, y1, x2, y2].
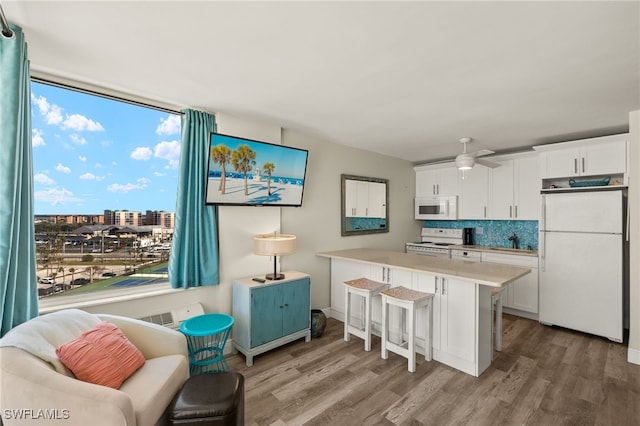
[455, 137, 499, 170]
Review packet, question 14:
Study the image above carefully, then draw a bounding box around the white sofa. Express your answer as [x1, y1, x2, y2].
[0, 309, 189, 426]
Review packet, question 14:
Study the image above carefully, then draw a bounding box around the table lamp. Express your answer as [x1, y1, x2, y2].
[253, 233, 297, 280]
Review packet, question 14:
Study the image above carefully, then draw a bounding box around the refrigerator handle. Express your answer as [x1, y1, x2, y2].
[626, 195, 631, 242]
[540, 195, 546, 271]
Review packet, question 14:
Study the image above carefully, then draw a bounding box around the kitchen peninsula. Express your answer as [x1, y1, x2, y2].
[317, 248, 531, 377]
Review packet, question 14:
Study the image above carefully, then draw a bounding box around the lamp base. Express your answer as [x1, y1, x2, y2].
[265, 273, 285, 281]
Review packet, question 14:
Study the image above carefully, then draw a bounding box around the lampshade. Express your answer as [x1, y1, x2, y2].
[253, 233, 296, 280]
[253, 234, 296, 256]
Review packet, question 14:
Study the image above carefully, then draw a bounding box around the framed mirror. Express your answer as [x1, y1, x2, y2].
[341, 174, 389, 236]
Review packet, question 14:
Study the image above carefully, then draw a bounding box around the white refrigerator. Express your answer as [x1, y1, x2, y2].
[539, 189, 624, 342]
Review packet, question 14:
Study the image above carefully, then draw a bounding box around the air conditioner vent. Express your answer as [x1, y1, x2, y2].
[137, 303, 204, 330]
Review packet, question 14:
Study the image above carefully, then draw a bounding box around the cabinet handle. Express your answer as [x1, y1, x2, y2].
[435, 278, 438, 294]
[509, 205, 512, 218]
[433, 184, 436, 195]
[382, 267, 386, 282]
[387, 267, 391, 283]
[515, 205, 518, 218]
[484, 206, 487, 218]
[442, 278, 446, 295]
[582, 157, 585, 173]
[437, 184, 440, 195]
[574, 158, 578, 174]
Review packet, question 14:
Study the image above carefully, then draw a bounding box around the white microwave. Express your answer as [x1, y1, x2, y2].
[415, 195, 458, 220]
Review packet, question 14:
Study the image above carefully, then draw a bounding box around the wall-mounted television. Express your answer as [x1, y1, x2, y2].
[205, 132, 309, 207]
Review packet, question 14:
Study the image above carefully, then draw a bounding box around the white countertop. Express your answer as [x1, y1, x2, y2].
[317, 248, 530, 288]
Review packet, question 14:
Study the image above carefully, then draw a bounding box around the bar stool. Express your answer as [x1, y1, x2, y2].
[343, 278, 390, 351]
[491, 286, 506, 359]
[380, 286, 434, 373]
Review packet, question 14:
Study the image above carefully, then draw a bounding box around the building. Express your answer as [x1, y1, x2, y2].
[104, 210, 142, 226]
[144, 210, 175, 229]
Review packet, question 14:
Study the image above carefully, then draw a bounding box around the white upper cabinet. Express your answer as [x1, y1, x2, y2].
[534, 134, 628, 180]
[345, 180, 386, 219]
[415, 163, 459, 197]
[490, 154, 540, 220]
[460, 165, 489, 219]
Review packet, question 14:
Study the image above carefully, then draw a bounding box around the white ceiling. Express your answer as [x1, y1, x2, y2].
[4, 1, 639, 164]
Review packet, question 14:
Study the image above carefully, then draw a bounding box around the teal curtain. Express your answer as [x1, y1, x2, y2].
[0, 25, 38, 336]
[169, 110, 219, 288]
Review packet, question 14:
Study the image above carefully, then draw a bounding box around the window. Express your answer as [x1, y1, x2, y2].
[31, 80, 181, 301]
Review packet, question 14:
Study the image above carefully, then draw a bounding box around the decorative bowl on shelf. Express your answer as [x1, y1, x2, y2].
[568, 176, 611, 188]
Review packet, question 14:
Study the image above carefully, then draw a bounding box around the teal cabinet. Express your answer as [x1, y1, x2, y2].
[232, 271, 311, 366]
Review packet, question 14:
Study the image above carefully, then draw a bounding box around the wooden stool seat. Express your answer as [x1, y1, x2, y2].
[381, 286, 434, 373]
[344, 278, 389, 351]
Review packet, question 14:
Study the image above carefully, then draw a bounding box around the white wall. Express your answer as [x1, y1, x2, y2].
[83, 115, 418, 318]
[629, 110, 639, 365]
[281, 129, 419, 309]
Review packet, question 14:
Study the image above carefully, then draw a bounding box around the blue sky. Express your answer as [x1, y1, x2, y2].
[31, 82, 181, 214]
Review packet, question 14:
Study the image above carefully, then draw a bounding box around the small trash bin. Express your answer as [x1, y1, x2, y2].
[180, 313, 234, 375]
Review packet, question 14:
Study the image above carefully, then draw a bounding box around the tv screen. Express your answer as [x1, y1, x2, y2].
[205, 132, 309, 207]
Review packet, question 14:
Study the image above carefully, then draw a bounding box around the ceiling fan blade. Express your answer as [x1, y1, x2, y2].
[470, 149, 495, 158]
[476, 158, 500, 168]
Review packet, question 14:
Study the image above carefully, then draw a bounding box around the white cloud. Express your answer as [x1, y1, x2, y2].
[107, 177, 150, 194]
[131, 146, 153, 161]
[62, 114, 104, 132]
[79, 156, 87, 162]
[154, 171, 166, 177]
[70, 133, 87, 145]
[79, 172, 104, 181]
[32, 129, 45, 147]
[154, 140, 181, 169]
[56, 163, 71, 174]
[31, 94, 63, 125]
[156, 115, 181, 136]
[34, 173, 55, 185]
[34, 187, 82, 206]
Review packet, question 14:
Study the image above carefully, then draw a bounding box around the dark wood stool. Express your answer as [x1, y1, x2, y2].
[168, 372, 244, 425]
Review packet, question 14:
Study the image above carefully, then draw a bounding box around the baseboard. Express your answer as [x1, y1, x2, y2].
[628, 346, 640, 365]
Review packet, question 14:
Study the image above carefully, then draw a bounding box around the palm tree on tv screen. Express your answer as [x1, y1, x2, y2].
[211, 144, 232, 194]
[231, 145, 256, 196]
[263, 162, 275, 195]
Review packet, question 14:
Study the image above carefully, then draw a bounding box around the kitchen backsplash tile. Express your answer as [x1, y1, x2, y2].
[424, 220, 539, 250]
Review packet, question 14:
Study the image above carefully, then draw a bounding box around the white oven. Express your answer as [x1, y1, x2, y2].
[405, 228, 463, 257]
[414, 195, 457, 220]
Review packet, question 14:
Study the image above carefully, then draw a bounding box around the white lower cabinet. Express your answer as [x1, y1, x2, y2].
[481, 252, 539, 318]
[414, 273, 491, 376]
[329, 258, 493, 376]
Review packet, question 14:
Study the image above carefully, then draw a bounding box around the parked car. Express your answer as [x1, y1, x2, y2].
[71, 278, 90, 286]
[102, 272, 116, 277]
[40, 277, 56, 285]
[52, 284, 72, 293]
[38, 287, 54, 296]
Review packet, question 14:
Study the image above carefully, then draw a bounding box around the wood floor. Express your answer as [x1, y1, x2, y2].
[226, 314, 640, 426]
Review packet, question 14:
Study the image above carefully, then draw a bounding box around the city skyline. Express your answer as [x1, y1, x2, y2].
[31, 82, 181, 214]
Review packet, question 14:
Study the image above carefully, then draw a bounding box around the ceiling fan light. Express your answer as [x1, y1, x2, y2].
[456, 154, 475, 170]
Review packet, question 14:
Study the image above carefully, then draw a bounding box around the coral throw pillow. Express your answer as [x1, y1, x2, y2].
[56, 321, 145, 389]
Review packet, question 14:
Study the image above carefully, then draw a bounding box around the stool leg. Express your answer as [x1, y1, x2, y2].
[381, 297, 389, 360]
[344, 287, 351, 342]
[495, 296, 503, 352]
[425, 300, 432, 362]
[408, 302, 416, 373]
[364, 291, 372, 351]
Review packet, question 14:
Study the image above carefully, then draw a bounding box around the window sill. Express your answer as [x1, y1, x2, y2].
[38, 281, 183, 314]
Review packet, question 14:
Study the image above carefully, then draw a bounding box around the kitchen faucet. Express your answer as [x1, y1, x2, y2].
[508, 232, 519, 249]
